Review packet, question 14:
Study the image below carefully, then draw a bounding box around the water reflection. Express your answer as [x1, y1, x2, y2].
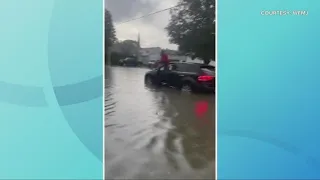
[105, 66, 215, 179]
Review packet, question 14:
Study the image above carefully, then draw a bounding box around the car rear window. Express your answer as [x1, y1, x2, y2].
[176, 64, 200, 72]
[200, 65, 215, 71]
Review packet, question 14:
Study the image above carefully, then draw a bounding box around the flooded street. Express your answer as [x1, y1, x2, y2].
[105, 66, 215, 179]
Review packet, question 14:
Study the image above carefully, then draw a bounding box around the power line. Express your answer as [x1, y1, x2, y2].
[115, 4, 182, 25]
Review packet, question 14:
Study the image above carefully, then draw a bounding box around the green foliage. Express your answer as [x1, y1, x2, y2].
[105, 10, 117, 48]
[113, 40, 139, 56]
[110, 40, 139, 65]
[166, 0, 215, 64]
[110, 52, 127, 65]
[105, 10, 117, 63]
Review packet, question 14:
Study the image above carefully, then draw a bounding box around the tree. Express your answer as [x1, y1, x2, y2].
[109, 40, 139, 65]
[166, 0, 215, 64]
[105, 9, 117, 51]
[113, 40, 139, 57]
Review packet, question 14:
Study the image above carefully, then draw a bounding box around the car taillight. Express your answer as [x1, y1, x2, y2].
[198, 75, 214, 81]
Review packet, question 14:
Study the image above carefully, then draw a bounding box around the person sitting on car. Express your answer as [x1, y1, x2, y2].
[159, 50, 169, 70]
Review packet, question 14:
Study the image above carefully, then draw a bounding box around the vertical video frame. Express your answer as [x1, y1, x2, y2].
[105, 0, 216, 179]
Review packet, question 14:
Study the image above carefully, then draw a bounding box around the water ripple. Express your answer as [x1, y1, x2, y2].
[105, 67, 215, 179]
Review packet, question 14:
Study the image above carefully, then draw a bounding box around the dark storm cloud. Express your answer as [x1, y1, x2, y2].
[105, 0, 157, 23]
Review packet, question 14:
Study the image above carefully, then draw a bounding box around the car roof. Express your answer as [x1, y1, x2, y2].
[170, 62, 214, 67]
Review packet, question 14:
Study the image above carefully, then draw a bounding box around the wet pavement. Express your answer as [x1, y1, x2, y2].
[105, 66, 215, 179]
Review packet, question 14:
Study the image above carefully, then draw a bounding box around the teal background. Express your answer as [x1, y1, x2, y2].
[218, 0, 320, 179]
[0, 0, 103, 179]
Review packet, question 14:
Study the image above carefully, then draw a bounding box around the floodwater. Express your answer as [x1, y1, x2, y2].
[105, 66, 215, 179]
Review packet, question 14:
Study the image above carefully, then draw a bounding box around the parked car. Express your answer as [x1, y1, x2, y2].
[144, 62, 215, 93]
[119, 59, 125, 65]
[120, 57, 142, 67]
[147, 60, 158, 69]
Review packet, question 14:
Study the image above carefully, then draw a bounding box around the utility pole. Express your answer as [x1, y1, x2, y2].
[137, 32, 141, 62]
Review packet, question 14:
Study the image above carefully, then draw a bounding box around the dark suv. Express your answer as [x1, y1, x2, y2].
[120, 58, 142, 67]
[144, 62, 215, 93]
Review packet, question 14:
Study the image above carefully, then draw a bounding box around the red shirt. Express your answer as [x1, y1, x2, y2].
[161, 54, 169, 63]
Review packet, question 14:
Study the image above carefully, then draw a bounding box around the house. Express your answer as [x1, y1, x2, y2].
[139, 47, 161, 65]
[137, 33, 214, 66]
[139, 47, 187, 64]
[185, 57, 216, 66]
[164, 49, 187, 62]
[139, 47, 215, 67]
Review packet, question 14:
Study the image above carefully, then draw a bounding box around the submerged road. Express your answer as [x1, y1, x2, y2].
[105, 66, 215, 179]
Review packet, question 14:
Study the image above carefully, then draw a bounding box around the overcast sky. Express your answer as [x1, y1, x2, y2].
[105, 0, 179, 50]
